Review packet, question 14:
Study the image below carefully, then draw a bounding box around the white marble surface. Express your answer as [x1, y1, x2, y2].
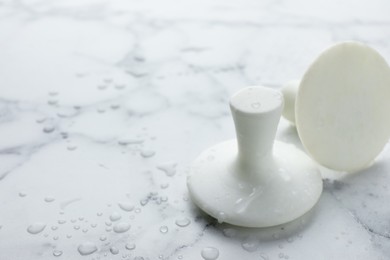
[0, 0, 390, 259]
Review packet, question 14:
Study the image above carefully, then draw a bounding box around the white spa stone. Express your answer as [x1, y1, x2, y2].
[187, 86, 323, 228]
[295, 42, 390, 172]
[281, 80, 300, 125]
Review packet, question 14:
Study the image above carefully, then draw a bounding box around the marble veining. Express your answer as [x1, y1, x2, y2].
[0, 0, 390, 259]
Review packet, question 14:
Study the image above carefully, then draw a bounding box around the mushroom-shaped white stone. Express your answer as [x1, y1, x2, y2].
[187, 86, 323, 228]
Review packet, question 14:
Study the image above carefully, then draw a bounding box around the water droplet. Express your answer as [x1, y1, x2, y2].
[222, 228, 237, 238]
[105, 221, 112, 226]
[97, 108, 106, 113]
[78, 216, 84, 221]
[175, 218, 191, 227]
[27, 222, 46, 234]
[51, 225, 58, 230]
[91, 223, 97, 228]
[159, 226, 168, 234]
[118, 202, 135, 212]
[140, 199, 148, 206]
[59, 132, 68, 139]
[111, 104, 120, 110]
[115, 84, 126, 90]
[97, 85, 107, 90]
[260, 253, 269, 260]
[67, 145, 77, 151]
[105, 227, 112, 232]
[234, 187, 262, 215]
[160, 183, 169, 189]
[53, 250, 63, 257]
[82, 228, 88, 233]
[140, 150, 155, 158]
[78, 242, 98, 256]
[43, 126, 55, 133]
[48, 99, 58, 106]
[251, 102, 261, 109]
[118, 138, 144, 145]
[201, 247, 219, 260]
[57, 219, 66, 225]
[134, 208, 141, 213]
[157, 162, 177, 177]
[217, 212, 226, 223]
[18, 192, 27, 197]
[66, 234, 72, 239]
[110, 246, 119, 255]
[44, 196, 55, 203]
[178, 255, 183, 260]
[57, 110, 73, 118]
[70, 219, 77, 223]
[73, 225, 80, 230]
[36, 117, 47, 124]
[99, 235, 107, 241]
[113, 222, 131, 233]
[53, 236, 59, 240]
[97, 212, 103, 216]
[49, 91, 59, 96]
[125, 243, 136, 250]
[110, 212, 122, 221]
[241, 237, 259, 252]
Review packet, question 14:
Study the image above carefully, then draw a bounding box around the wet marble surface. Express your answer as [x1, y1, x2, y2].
[0, 0, 390, 259]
